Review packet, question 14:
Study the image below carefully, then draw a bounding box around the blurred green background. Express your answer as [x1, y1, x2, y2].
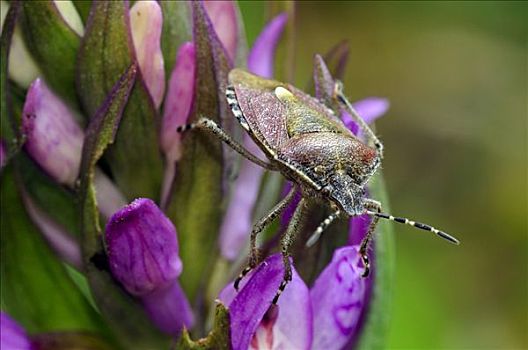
[241, 1, 527, 349]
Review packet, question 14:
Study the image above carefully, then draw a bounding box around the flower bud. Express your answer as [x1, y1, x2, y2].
[161, 42, 196, 164]
[106, 198, 193, 334]
[106, 198, 182, 296]
[0, 312, 32, 350]
[130, 0, 165, 109]
[22, 79, 126, 218]
[22, 78, 84, 186]
[159, 42, 196, 207]
[203, 0, 238, 61]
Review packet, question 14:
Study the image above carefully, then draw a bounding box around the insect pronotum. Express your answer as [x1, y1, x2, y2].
[176, 55, 459, 304]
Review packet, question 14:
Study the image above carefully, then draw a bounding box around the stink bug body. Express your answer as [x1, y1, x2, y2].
[177, 55, 459, 303]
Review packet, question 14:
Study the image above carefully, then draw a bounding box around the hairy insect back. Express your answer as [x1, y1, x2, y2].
[228, 68, 289, 153]
[228, 68, 362, 153]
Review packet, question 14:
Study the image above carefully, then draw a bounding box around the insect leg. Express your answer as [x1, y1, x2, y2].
[233, 186, 297, 290]
[273, 198, 308, 304]
[359, 199, 382, 278]
[176, 117, 277, 171]
[305, 210, 341, 247]
[334, 82, 384, 157]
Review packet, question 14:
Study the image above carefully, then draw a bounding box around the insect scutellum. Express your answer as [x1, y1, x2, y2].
[176, 56, 459, 303]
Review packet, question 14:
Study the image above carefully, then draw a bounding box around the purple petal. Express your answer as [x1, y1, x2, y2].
[106, 198, 182, 296]
[248, 13, 288, 78]
[22, 78, 84, 186]
[254, 268, 312, 349]
[219, 254, 282, 350]
[218, 144, 265, 260]
[310, 246, 369, 350]
[0, 312, 32, 350]
[141, 279, 194, 335]
[161, 42, 196, 164]
[343, 97, 390, 135]
[130, 0, 166, 109]
[22, 191, 82, 270]
[280, 182, 301, 228]
[348, 214, 372, 246]
[203, 0, 238, 62]
[0, 139, 7, 169]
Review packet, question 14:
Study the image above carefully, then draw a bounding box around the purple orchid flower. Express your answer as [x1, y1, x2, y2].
[219, 254, 312, 350]
[218, 246, 369, 350]
[0, 312, 32, 350]
[310, 246, 370, 349]
[105, 198, 194, 335]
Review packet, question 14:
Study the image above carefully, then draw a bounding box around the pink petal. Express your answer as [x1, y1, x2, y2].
[203, 0, 238, 62]
[22, 78, 84, 186]
[161, 42, 196, 163]
[0, 139, 7, 169]
[130, 0, 165, 109]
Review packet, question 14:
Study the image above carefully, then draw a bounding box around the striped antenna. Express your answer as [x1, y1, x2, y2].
[366, 211, 460, 245]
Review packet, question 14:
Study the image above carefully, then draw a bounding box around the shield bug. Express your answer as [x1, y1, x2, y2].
[177, 55, 459, 303]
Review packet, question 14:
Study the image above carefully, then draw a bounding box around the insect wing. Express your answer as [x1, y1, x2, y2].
[228, 69, 290, 158]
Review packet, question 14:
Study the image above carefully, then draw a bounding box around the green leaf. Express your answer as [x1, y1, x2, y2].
[77, 1, 163, 201]
[0, 165, 105, 334]
[78, 63, 169, 349]
[0, 1, 20, 144]
[160, 0, 191, 78]
[20, 1, 81, 106]
[167, 1, 233, 301]
[175, 303, 231, 350]
[355, 173, 395, 350]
